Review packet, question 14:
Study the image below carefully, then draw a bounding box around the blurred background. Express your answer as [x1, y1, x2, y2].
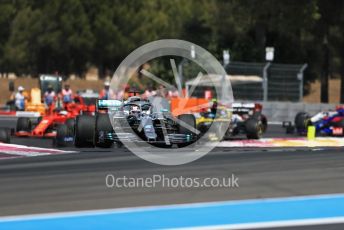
[0, 0, 344, 104]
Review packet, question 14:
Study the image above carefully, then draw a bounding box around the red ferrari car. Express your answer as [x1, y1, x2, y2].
[15, 95, 96, 138]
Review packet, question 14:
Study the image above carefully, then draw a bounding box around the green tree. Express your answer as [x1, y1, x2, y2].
[4, 6, 43, 74]
[0, 1, 16, 72]
[4, 0, 94, 76]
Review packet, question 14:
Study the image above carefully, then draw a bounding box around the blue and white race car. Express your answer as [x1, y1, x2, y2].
[284, 106, 344, 136]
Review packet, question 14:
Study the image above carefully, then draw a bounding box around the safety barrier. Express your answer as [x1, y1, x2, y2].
[261, 101, 336, 123]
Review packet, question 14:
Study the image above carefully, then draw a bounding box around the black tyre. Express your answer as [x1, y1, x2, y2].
[55, 124, 68, 147]
[261, 114, 268, 132]
[0, 128, 10, 143]
[74, 115, 95, 147]
[245, 118, 263, 139]
[252, 112, 268, 133]
[294, 112, 311, 132]
[177, 114, 196, 148]
[16, 117, 31, 132]
[95, 113, 113, 148]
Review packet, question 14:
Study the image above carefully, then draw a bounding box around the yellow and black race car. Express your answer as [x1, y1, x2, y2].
[196, 102, 267, 140]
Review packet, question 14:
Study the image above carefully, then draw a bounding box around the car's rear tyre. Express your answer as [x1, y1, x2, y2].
[251, 112, 268, 133]
[95, 113, 113, 148]
[261, 114, 268, 132]
[245, 118, 263, 139]
[177, 114, 196, 148]
[0, 128, 10, 143]
[294, 112, 311, 132]
[74, 115, 95, 147]
[16, 117, 31, 132]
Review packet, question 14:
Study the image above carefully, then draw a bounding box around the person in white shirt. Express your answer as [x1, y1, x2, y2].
[61, 84, 73, 104]
[15, 86, 26, 111]
[99, 81, 115, 100]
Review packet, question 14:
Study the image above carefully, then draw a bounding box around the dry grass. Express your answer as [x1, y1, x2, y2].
[303, 79, 341, 104]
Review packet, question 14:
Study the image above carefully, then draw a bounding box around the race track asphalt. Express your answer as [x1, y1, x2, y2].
[1, 118, 344, 229]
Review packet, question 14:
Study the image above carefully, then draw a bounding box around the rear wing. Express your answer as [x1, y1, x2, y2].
[39, 75, 63, 95]
[231, 103, 262, 115]
[96, 100, 123, 111]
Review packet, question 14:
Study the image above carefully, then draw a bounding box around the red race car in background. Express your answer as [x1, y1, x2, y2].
[15, 93, 97, 139]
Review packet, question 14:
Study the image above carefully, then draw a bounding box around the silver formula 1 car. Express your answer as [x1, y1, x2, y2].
[70, 96, 197, 148]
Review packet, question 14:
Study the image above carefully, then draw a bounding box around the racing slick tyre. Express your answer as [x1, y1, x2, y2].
[261, 114, 268, 133]
[252, 112, 268, 133]
[245, 118, 263, 139]
[177, 114, 196, 148]
[16, 117, 31, 132]
[54, 124, 69, 147]
[94, 113, 113, 148]
[65, 118, 75, 135]
[0, 128, 10, 143]
[294, 112, 311, 133]
[74, 115, 95, 147]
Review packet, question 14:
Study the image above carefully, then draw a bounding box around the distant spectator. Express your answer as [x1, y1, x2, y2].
[211, 99, 218, 115]
[122, 84, 130, 100]
[156, 85, 168, 98]
[61, 84, 73, 104]
[99, 81, 114, 100]
[168, 88, 179, 98]
[14, 86, 26, 111]
[116, 88, 124, 100]
[143, 85, 156, 99]
[44, 85, 56, 107]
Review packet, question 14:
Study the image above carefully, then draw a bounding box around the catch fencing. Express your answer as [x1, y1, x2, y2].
[225, 62, 307, 102]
